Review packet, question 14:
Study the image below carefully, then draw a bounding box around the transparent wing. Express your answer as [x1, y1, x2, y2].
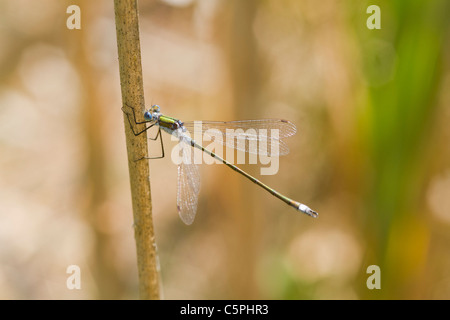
[177, 137, 201, 225]
[182, 119, 296, 156]
[183, 119, 297, 138]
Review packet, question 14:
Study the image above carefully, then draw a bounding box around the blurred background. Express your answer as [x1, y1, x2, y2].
[0, 0, 449, 299]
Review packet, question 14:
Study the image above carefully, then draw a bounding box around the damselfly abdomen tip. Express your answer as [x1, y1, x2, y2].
[298, 203, 319, 218]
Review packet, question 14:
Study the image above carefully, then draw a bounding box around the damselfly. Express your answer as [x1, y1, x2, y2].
[123, 104, 318, 225]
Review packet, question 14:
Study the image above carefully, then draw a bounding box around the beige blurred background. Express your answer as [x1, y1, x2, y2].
[0, 0, 449, 299]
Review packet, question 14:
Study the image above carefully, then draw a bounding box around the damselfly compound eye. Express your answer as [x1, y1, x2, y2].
[144, 111, 153, 121]
[151, 105, 160, 113]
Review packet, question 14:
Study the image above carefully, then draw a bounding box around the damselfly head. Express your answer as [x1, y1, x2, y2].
[144, 105, 161, 121]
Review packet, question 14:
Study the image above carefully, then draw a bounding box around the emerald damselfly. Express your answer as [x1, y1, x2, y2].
[123, 104, 318, 225]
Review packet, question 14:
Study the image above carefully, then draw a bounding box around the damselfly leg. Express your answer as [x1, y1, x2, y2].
[122, 104, 165, 160]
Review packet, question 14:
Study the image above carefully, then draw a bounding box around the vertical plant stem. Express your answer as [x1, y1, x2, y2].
[113, 0, 160, 300]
